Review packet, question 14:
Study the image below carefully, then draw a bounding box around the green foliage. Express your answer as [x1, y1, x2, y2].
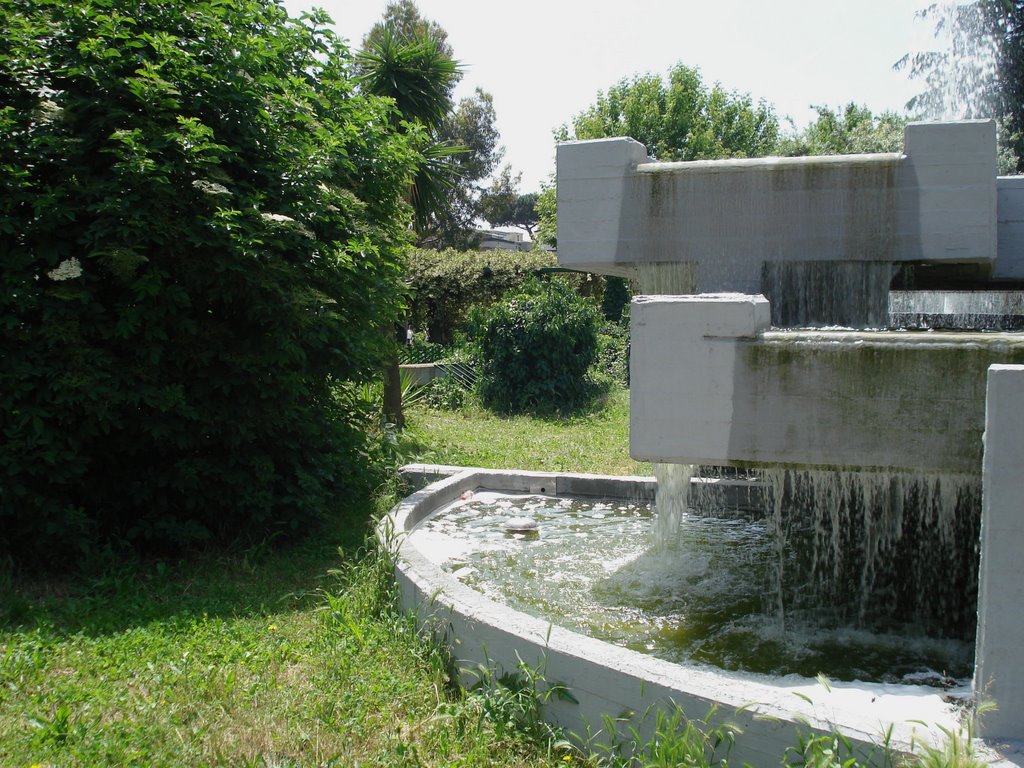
[777, 104, 907, 156]
[569, 63, 779, 161]
[362, 0, 455, 62]
[535, 180, 558, 249]
[404, 247, 556, 344]
[595, 315, 630, 387]
[475, 277, 601, 414]
[400, 331, 448, 363]
[360, 4, 505, 247]
[420, 373, 471, 410]
[481, 164, 540, 237]
[589, 703, 739, 768]
[1, 0, 418, 562]
[601, 276, 631, 322]
[466, 654, 575, 752]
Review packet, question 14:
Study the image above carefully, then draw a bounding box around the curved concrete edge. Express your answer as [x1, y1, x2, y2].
[383, 469, 976, 766]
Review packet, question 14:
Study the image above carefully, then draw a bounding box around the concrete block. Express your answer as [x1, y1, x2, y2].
[976, 365, 1024, 740]
[995, 177, 1024, 279]
[557, 121, 1001, 321]
[631, 297, 1024, 472]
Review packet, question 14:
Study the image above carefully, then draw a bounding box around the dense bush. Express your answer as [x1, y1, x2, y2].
[475, 278, 601, 414]
[1, 0, 418, 563]
[404, 247, 555, 344]
[595, 313, 631, 387]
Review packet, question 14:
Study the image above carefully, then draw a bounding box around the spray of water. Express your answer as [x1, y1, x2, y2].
[900, 2, 1000, 121]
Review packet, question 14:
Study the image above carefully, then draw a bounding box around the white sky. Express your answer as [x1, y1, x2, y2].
[282, 0, 937, 191]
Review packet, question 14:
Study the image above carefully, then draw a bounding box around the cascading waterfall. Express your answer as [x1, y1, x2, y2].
[763, 468, 981, 639]
[634, 261, 698, 296]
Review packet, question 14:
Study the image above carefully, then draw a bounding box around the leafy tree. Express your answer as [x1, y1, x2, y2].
[777, 104, 907, 156]
[357, 27, 462, 231]
[360, 2, 503, 246]
[426, 87, 504, 249]
[568, 63, 779, 161]
[481, 165, 539, 237]
[1, 0, 419, 562]
[534, 180, 558, 249]
[362, 0, 454, 62]
[357, 20, 461, 429]
[897, 1, 1023, 172]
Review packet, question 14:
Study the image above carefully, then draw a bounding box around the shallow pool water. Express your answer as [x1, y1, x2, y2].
[410, 491, 973, 686]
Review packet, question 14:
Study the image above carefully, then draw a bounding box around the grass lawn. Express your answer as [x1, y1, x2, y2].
[400, 386, 650, 477]
[1, 389, 646, 768]
[0, 506, 569, 767]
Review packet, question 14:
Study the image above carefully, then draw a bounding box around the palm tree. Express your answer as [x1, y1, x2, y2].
[357, 26, 464, 428]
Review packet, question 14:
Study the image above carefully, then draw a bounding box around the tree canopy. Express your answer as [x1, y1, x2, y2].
[359, 1, 503, 247]
[567, 63, 779, 161]
[777, 104, 907, 156]
[1, 0, 419, 562]
[480, 165, 539, 237]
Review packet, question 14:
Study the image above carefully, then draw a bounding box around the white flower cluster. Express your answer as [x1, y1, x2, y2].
[260, 212, 295, 224]
[260, 212, 314, 239]
[192, 179, 232, 196]
[47, 257, 83, 281]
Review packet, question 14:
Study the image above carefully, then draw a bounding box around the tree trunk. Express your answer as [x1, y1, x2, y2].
[382, 353, 404, 429]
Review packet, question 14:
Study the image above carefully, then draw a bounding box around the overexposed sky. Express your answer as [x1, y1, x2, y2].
[283, 0, 937, 191]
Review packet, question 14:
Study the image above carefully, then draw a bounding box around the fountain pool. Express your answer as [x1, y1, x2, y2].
[388, 467, 975, 764]
[409, 488, 974, 685]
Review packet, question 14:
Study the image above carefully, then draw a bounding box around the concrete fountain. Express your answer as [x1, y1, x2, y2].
[386, 120, 1024, 762]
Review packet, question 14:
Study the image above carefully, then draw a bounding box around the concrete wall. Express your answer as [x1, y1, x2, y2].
[630, 295, 1024, 473]
[558, 121, 998, 287]
[975, 365, 1024, 741]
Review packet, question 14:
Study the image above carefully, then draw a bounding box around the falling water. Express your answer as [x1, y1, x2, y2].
[905, 1, 1001, 122]
[762, 261, 896, 328]
[635, 261, 698, 296]
[651, 463, 695, 550]
[763, 468, 981, 639]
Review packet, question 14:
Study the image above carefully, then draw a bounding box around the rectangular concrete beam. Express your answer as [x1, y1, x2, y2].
[630, 296, 1024, 473]
[557, 121, 998, 282]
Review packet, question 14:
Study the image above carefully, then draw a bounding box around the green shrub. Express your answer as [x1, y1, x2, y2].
[0, 0, 418, 564]
[420, 374, 470, 410]
[475, 278, 601, 414]
[404, 248, 556, 344]
[595, 313, 631, 387]
[601, 275, 631, 322]
[399, 332, 447, 364]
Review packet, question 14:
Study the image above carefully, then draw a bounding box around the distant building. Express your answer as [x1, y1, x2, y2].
[476, 228, 532, 252]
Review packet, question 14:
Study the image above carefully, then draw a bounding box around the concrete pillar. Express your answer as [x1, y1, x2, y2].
[975, 363, 1024, 739]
